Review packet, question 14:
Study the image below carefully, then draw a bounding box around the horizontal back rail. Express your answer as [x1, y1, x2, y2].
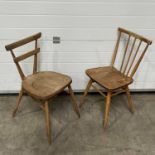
[5, 32, 41, 51]
[5, 32, 41, 80]
[14, 48, 40, 62]
[118, 27, 152, 45]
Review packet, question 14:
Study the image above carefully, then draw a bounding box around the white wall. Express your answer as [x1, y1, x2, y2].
[0, 0, 155, 92]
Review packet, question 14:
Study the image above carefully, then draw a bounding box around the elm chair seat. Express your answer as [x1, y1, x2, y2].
[86, 66, 133, 91]
[22, 71, 72, 100]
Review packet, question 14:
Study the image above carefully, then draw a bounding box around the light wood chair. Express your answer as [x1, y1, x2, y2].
[5, 32, 80, 144]
[79, 27, 152, 128]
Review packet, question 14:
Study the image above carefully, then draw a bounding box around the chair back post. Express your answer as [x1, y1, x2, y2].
[111, 27, 152, 78]
[33, 39, 38, 74]
[111, 29, 121, 67]
[5, 32, 42, 80]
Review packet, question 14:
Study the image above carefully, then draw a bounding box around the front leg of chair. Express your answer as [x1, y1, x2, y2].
[124, 86, 134, 113]
[79, 79, 93, 108]
[12, 88, 24, 117]
[68, 85, 80, 118]
[103, 91, 112, 129]
[44, 101, 52, 144]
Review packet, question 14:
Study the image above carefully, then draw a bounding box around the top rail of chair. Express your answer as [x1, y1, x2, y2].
[5, 32, 41, 51]
[118, 27, 152, 45]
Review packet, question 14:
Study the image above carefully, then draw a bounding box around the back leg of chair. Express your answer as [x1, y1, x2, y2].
[103, 91, 112, 129]
[124, 86, 134, 113]
[44, 101, 52, 144]
[79, 79, 93, 108]
[12, 88, 24, 117]
[68, 85, 80, 118]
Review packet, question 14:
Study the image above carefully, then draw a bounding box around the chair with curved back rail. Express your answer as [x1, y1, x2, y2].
[5, 32, 80, 144]
[79, 27, 152, 128]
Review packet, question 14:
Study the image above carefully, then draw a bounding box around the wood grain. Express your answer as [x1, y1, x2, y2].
[5, 32, 41, 50]
[81, 27, 152, 128]
[5, 33, 80, 144]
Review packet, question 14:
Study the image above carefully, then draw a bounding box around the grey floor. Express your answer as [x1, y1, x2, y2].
[0, 93, 155, 155]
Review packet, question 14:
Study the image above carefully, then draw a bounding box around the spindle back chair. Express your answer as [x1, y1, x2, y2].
[5, 33, 80, 144]
[79, 27, 152, 128]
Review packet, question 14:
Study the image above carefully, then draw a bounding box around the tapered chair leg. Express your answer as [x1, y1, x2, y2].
[79, 79, 93, 108]
[124, 86, 134, 113]
[44, 101, 52, 144]
[68, 85, 80, 118]
[104, 92, 112, 129]
[12, 88, 24, 117]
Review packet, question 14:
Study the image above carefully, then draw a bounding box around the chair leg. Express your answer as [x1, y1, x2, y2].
[68, 85, 80, 118]
[12, 88, 24, 117]
[44, 101, 52, 144]
[103, 92, 112, 129]
[79, 79, 93, 108]
[124, 86, 134, 113]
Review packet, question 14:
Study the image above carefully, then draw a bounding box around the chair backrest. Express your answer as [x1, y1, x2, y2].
[111, 27, 152, 78]
[5, 32, 41, 80]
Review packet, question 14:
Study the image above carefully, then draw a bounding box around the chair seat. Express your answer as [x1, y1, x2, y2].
[86, 66, 133, 90]
[22, 71, 72, 100]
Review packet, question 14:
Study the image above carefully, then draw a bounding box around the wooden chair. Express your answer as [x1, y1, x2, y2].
[79, 27, 152, 128]
[5, 32, 80, 144]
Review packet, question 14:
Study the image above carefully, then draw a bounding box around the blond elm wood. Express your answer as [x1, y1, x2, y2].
[124, 86, 134, 113]
[86, 66, 133, 91]
[120, 35, 131, 72]
[14, 48, 40, 63]
[130, 44, 149, 77]
[12, 88, 24, 117]
[44, 101, 51, 144]
[111, 30, 121, 66]
[91, 84, 106, 97]
[123, 37, 136, 74]
[126, 40, 142, 76]
[81, 27, 152, 128]
[111, 89, 125, 97]
[118, 27, 152, 44]
[68, 85, 80, 118]
[10, 49, 25, 80]
[104, 92, 112, 128]
[5, 32, 80, 144]
[22, 71, 72, 100]
[5, 32, 41, 50]
[33, 40, 38, 74]
[79, 79, 93, 108]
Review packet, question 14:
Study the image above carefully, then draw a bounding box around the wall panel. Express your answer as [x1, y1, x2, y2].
[0, 0, 154, 92]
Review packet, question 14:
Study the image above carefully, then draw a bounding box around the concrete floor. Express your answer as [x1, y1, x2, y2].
[0, 93, 155, 155]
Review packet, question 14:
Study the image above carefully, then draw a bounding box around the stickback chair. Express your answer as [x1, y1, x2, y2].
[79, 27, 152, 128]
[5, 32, 80, 144]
